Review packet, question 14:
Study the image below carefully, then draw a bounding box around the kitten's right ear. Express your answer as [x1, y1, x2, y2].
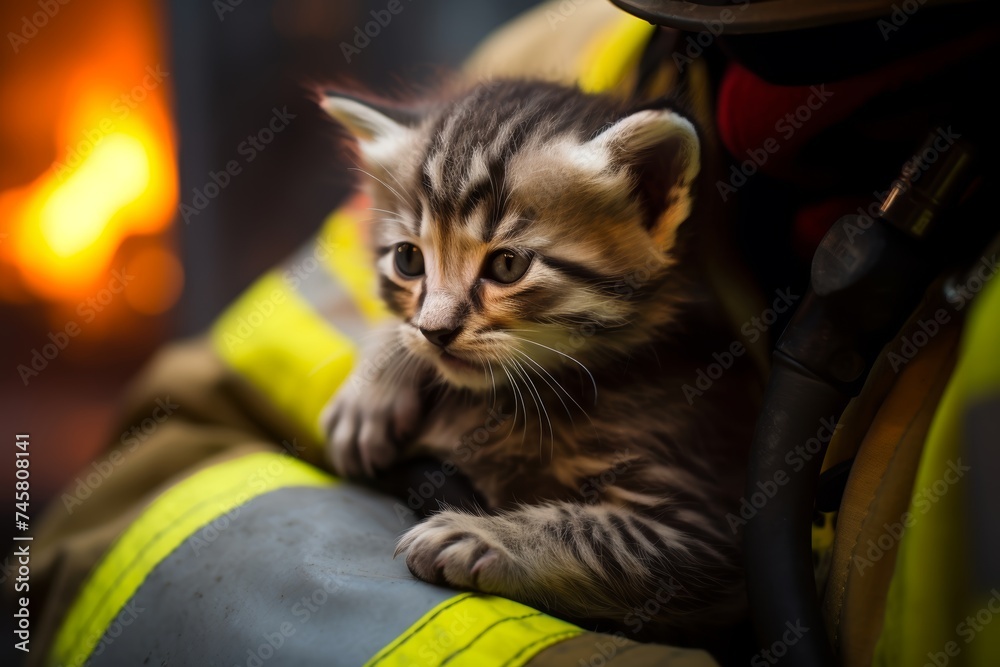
[576, 107, 701, 252]
[320, 94, 421, 163]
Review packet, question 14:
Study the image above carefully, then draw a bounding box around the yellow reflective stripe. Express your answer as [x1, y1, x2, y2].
[875, 272, 1000, 666]
[51, 452, 334, 667]
[364, 593, 582, 667]
[317, 197, 391, 325]
[211, 270, 357, 442]
[577, 13, 657, 94]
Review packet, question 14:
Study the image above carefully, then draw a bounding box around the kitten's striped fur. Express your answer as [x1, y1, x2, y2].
[320, 80, 758, 638]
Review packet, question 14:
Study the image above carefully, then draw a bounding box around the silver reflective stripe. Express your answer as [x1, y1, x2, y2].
[284, 237, 371, 343]
[87, 485, 453, 667]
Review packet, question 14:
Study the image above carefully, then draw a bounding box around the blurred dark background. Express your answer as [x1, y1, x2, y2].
[0, 2, 535, 660]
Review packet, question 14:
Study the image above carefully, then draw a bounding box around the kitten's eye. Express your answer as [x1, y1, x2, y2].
[394, 243, 424, 278]
[486, 249, 532, 284]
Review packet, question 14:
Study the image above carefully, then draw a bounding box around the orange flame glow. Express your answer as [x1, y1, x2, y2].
[0, 0, 178, 307]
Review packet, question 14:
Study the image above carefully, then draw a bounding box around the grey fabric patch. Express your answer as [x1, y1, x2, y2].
[88, 484, 454, 667]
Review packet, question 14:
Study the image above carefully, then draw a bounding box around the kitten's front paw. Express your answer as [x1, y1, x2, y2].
[396, 512, 508, 591]
[323, 379, 421, 479]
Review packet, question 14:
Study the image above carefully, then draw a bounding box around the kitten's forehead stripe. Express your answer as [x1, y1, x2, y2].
[458, 176, 490, 221]
[480, 156, 514, 243]
[418, 80, 621, 235]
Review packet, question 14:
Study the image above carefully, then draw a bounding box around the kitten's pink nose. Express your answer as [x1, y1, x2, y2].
[420, 326, 460, 348]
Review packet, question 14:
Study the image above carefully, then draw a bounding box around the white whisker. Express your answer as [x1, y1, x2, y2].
[498, 360, 524, 445]
[512, 347, 594, 433]
[360, 154, 416, 210]
[512, 357, 552, 462]
[508, 335, 598, 404]
[349, 166, 412, 212]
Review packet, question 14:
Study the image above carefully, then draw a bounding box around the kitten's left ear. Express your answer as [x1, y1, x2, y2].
[588, 108, 701, 250]
[320, 93, 421, 166]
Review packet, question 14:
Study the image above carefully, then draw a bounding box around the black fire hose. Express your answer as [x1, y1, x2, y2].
[744, 131, 977, 665]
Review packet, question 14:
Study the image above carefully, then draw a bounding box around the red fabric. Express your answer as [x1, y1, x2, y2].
[715, 26, 999, 255]
[717, 36, 978, 178]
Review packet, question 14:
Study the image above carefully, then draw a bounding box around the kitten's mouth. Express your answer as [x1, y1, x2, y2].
[439, 350, 476, 371]
[411, 335, 488, 387]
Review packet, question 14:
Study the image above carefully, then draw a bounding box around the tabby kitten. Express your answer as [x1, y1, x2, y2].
[319, 80, 758, 637]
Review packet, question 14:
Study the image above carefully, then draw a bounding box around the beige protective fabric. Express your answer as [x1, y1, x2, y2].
[464, 0, 634, 86]
[25, 338, 317, 665]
